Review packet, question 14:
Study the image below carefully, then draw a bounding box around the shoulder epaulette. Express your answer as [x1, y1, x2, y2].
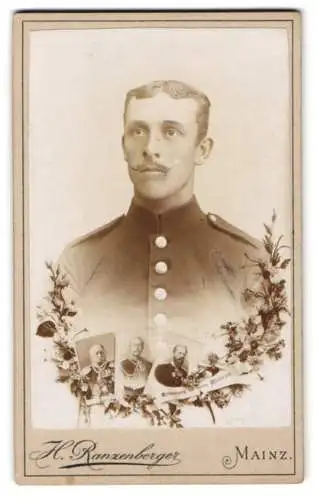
[69, 215, 125, 248]
[207, 212, 260, 249]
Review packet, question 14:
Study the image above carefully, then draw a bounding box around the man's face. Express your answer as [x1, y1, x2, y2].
[208, 353, 219, 366]
[173, 346, 187, 367]
[130, 338, 144, 358]
[90, 345, 106, 365]
[122, 93, 207, 201]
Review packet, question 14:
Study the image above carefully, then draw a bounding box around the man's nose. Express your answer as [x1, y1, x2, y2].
[143, 133, 161, 159]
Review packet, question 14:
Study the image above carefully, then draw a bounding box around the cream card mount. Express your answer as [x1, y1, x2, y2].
[13, 10, 302, 484]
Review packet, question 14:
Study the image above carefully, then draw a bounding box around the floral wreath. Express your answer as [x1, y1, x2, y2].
[36, 212, 291, 428]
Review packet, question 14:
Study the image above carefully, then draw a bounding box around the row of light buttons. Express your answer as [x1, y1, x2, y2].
[153, 236, 168, 326]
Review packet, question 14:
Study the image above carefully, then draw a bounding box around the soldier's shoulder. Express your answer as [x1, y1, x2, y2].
[59, 214, 124, 265]
[68, 214, 125, 250]
[121, 358, 135, 374]
[206, 212, 262, 251]
[56, 215, 125, 290]
[155, 362, 168, 371]
[143, 357, 153, 367]
[141, 357, 153, 371]
[107, 360, 115, 369]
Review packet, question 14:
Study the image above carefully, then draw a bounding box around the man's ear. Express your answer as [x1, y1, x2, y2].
[121, 135, 127, 161]
[195, 137, 213, 166]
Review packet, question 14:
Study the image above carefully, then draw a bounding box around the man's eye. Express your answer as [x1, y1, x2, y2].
[165, 128, 179, 138]
[133, 128, 147, 137]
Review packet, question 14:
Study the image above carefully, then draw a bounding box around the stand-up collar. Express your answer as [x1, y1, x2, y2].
[124, 196, 206, 234]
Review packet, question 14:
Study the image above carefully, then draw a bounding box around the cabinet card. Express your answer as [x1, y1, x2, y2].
[13, 10, 302, 484]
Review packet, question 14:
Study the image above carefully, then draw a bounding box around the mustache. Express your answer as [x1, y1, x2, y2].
[130, 162, 169, 174]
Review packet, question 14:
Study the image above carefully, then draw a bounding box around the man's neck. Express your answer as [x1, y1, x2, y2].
[131, 355, 141, 362]
[93, 362, 106, 370]
[133, 185, 194, 215]
[172, 360, 183, 369]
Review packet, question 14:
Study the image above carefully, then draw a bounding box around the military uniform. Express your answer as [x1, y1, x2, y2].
[58, 196, 262, 360]
[120, 356, 152, 396]
[121, 357, 152, 377]
[154, 362, 188, 388]
[82, 361, 115, 399]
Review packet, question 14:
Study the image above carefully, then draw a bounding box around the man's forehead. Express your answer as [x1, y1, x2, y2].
[125, 93, 199, 124]
[131, 338, 142, 345]
[91, 345, 103, 352]
[175, 346, 186, 353]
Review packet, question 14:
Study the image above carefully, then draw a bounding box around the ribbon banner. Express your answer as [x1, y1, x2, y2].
[155, 373, 255, 405]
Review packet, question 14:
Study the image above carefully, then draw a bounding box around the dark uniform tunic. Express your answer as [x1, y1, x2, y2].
[58, 197, 262, 359]
[120, 356, 153, 396]
[155, 362, 188, 388]
[82, 361, 115, 399]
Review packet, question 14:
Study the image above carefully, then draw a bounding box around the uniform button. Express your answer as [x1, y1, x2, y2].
[154, 287, 167, 300]
[153, 313, 167, 326]
[154, 235, 167, 248]
[155, 261, 168, 274]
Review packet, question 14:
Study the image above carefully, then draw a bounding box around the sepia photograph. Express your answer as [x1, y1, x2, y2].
[120, 336, 153, 397]
[13, 10, 302, 484]
[154, 344, 189, 388]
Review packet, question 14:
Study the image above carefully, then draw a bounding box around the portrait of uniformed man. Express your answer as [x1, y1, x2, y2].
[57, 79, 263, 351]
[120, 336, 152, 396]
[81, 343, 114, 399]
[154, 344, 188, 388]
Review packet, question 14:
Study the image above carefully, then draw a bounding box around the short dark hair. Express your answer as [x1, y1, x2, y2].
[124, 80, 211, 143]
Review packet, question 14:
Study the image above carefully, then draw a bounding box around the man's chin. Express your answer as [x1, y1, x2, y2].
[134, 185, 176, 202]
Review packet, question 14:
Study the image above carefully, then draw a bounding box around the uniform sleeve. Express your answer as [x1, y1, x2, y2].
[55, 243, 87, 297]
[35, 246, 83, 338]
[154, 364, 173, 387]
[121, 359, 135, 376]
[146, 360, 153, 376]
